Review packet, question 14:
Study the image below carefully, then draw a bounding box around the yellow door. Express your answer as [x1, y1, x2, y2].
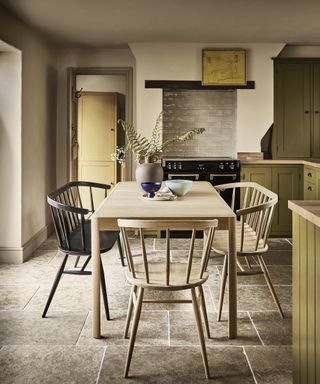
[78, 92, 117, 205]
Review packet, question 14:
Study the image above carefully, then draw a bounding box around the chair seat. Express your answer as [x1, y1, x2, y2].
[212, 222, 267, 255]
[60, 221, 119, 254]
[125, 262, 209, 290]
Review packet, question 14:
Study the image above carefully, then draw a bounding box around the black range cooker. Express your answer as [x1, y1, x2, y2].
[162, 157, 241, 209]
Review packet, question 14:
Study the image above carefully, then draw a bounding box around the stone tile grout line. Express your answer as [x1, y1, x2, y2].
[242, 346, 259, 384]
[247, 311, 265, 346]
[95, 346, 107, 384]
[75, 310, 90, 346]
[22, 285, 40, 311]
[167, 310, 171, 346]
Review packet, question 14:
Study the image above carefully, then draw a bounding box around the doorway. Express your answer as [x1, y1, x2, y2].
[67, 67, 133, 184]
[77, 91, 125, 188]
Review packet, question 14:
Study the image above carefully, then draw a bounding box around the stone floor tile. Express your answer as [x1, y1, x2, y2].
[209, 284, 291, 313]
[0, 311, 87, 345]
[154, 237, 204, 250]
[244, 346, 292, 384]
[0, 284, 39, 310]
[169, 310, 261, 346]
[263, 250, 292, 266]
[37, 235, 58, 250]
[248, 311, 292, 345]
[99, 345, 255, 383]
[25, 283, 130, 313]
[78, 310, 169, 346]
[267, 238, 292, 251]
[0, 345, 104, 384]
[216, 265, 292, 286]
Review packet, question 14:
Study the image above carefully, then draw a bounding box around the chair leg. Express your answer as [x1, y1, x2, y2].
[124, 285, 137, 338]
[117, 234, 125, 267]
[124, 287, 144, 378]
[191, 287, 210, 379]
[258, 255, 285, 319]
[74, 255, 81, 268]
[42, 254, 68, 318]
[217, 254, 228, 322]
[244, 256, 252, 269]
[80, 256, 91, 272]
[197, 286, 211, 339]
[100, 259, 110, 321]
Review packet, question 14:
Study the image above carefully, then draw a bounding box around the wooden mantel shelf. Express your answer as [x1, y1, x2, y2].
[145, 80, 255, 90]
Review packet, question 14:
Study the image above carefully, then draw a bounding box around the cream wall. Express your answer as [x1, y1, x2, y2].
[129, 43, 284, 153]
[0, 49, 22, 249]
[56, 48, 135, 186]
[76, 74, 127, 94]
[0, 6, 57, 262]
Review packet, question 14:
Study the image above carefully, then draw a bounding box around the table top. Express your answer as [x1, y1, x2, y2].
[92, 181, 235, 229]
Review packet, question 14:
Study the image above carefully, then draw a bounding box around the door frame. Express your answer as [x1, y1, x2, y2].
[67, 67, 134, 181]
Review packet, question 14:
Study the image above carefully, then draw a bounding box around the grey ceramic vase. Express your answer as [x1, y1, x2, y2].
[135, 157, 164, 186]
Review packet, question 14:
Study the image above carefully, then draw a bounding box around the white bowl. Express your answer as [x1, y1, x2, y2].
[165, 179, 193, 196]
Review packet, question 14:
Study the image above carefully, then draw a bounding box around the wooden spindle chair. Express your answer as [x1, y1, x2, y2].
[213, 182, 283, 320]
[118, 219, 218, 379]
[43, 181, 124, 319]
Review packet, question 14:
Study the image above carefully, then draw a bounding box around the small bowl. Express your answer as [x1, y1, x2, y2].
[165, 179, 193, 196]
[141, 182, 162, 198]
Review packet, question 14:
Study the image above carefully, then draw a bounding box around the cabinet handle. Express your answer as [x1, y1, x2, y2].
[305, 110, 310, 114]
[315, 111, 319, 114]
[308, 186, 312, 191]
[308, 172, 312, 177]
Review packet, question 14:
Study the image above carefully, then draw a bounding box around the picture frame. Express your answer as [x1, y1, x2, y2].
[202, 49, 247, 86]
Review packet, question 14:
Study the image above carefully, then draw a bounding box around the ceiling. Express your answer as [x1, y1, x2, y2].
[1, 0, 320, 48]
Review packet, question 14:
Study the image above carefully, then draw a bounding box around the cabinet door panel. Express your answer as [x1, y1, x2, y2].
[313, 64, 320, 157]
[241, 167, 272, 207]
[271, 167, 301, 235]
[275, 63, 311, 158]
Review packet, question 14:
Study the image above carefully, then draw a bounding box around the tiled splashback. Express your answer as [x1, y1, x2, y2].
[163, 90, 237, 158]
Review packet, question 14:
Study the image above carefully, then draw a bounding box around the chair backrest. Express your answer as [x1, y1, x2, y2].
[118, 219, 218, 287]
[215, 182, 278, 252]
[47, 181, 111, 251]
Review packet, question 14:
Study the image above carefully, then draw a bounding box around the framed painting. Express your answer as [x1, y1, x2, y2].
[202, 49, 246, 86]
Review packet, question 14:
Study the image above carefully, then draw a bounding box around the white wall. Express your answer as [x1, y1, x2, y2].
[76, 74, 126, 94]
[129, 43, 284, 153]
[56, 48, 135, 186]
[0, 49, 22, 248]
[0, 6, 58, 262]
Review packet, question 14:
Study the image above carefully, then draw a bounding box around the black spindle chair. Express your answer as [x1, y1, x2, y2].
[43, 181, 124, 319]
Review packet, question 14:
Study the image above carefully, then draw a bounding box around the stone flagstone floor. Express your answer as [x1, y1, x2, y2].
[0, 236, 292, 383]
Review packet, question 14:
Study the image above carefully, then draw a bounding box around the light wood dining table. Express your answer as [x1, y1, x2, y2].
[91, 181, 237, 339]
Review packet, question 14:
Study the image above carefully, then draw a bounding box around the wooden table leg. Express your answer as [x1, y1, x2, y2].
[228, 216, 237, 339]
[92, 217, 101, 338]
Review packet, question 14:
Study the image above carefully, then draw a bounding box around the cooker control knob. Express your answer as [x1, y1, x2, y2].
[173, 163, 177, 170]
[178, 162, 182, 170]
[229, 163, 235, 170]
[167, 163, 172, 170]
[219, 163, 225, 170]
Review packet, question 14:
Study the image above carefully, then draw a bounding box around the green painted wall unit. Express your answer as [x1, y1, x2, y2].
[273, 58, 320, 159]
[242, 165, 302, 236]
[292, 212, 320, 384]
[303, 164, 320, 200]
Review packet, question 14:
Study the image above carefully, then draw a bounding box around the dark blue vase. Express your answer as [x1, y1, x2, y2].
[141, 182, 162, 198]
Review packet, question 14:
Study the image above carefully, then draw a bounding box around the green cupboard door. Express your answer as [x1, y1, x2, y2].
[275, 62, 311, 158]
[241, 166, 272, 206]
[312, 64, 320, 157]
[271, 167, 301, 235]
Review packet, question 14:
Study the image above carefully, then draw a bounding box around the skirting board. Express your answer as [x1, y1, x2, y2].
[0, 222, 54, 264]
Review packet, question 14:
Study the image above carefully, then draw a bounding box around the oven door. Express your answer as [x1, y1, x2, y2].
[209, 173, 240, 210]
[167, 173, 200, 181]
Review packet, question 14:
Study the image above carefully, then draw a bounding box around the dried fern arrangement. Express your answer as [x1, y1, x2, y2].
[117, 112, 205, 162]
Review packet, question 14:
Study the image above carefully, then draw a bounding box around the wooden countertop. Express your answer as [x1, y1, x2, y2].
[241, 159, 320, 168]
[288, 200, 320, 227]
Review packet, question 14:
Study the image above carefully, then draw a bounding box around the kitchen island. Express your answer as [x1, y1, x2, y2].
[288, 200, 320, 384]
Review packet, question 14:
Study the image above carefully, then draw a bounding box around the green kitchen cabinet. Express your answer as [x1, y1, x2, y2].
[273, 58, 320, 159]
[271, 166, 301, 235]
[241, 164, 302, 236]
